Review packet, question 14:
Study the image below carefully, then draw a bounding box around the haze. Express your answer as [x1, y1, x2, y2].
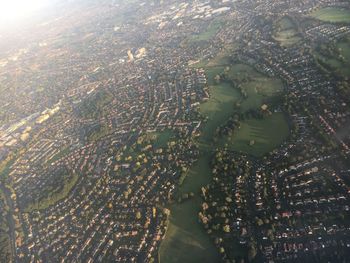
[0, 0, 48, 22]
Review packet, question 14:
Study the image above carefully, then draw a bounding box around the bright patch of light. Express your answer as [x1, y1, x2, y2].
[0, 0, 48, 22]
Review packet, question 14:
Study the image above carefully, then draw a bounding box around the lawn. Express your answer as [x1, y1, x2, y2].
[160, 58, 287, 261]
[273, 16, 301, 46]
[224, 112, 289, 157]
[226, 64, 283, 111]
[338, 40, 350, 61]
[160, 68, 239, 263]
[190, 59, 209, 69]
[160, 82, 238, 263]
[24, 173, 79, 212]
[190, 44, 237, 69]
[240, 78, 283, 111]
[159, 154, 220, 263]
[204, 66, 226, 85]
[144, 129, 175, 148]
[309, 7, 350, 23]
[159, 195, 220, 263]
[0, 155, 16, 181]
[199, 82, 241, 141]
[227, 63, 260, 81]
[336, 40, 350, 76]
[159, 156, 219, 263]
[313, 38, 350, 77]
[46, 147, 70, 165]
[189, 19, 224, 43]
[229, 64, 283, 111]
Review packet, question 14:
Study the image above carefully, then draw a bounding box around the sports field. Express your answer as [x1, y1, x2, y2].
[309, 7, 350, 23]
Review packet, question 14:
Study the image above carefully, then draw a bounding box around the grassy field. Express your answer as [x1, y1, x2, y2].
[159, 201, 219, 263]
[190, 45, 237, 69]
[335, 40, 350, 76]
[309, 7, 350, 23]
[0, 187, 12, 262]
[160, 56, 288, 261]
[145, 129, 175, 148]
[190, 59, 209, 69]
[159, 154, 220, 263]
[227, 64, 283, 111]
[200, 83, 241, 141]
[24, 174, 79, 212]
[0, 155, 16, 181]
[240, 78, 283, 111]
[159, 64, 240, 263]
[224, 113, 289, 157]
[273, 16, 301, 46]
[46, 147, 70, 165]
[189, 19, 224, 43]
[314, 38, 350, 77]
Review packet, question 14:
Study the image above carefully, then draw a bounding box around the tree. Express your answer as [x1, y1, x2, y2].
[214, 74, 221, 84]
[248, 243, 257, 262]
[223, 225, 230, 233]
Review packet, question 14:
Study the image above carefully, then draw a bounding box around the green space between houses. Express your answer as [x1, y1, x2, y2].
[223, 112, 289, 157]
[273, 16, 301, 47]
[121, 130, 175, 164]
[46, 147, 70, 165]
[0, 155, 17, 181]
[313, 37, 350, 78]
[199, 82, 241, 142]
[143, 129, 175, 148]
[159, 79, 238, 263]
[225, 63, 283, 111]
[309, 7, 350, 23]
[189, 19, 224, 43]
[0, 189, 12, 262]
[190, 44, 237, 69]
[160, 54, 289, 262]
[159, 65, 241, 263]
[24, 174, 79, 212]
[159, 183, 219, 263]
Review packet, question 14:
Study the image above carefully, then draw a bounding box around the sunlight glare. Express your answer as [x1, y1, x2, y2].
[0, 0, 48, 22]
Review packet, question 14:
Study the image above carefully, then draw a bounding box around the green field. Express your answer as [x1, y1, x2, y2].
[226, 64, 283, 111]
[0, 155, 16, 181]
[335, 40, 350, 76]
[190, 45, 237, 69]
[0, 189, 12, 262]
[190, 59, 210, 69]
[314, 38, 350, 77]
[189, 19, 224, 43]
[145, 129, 175, 148]
[24, 174, 79, 212]
[309, 7, 350, 23]
[46, 147, 70, 165]
[159, 66, 240, 263]
[225, 113, 289, 157]
[160, 56, 288, 262]
[273, 16, 301, 46]
[200, 83, 241, 141]
[159, 155, 220, 263]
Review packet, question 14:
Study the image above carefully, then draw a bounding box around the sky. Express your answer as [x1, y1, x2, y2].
[0, 0, 49, 23]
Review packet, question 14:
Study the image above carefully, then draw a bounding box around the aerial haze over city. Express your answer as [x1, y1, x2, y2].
[0, 0, 350, 262]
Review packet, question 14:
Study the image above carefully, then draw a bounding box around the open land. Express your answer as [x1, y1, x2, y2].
[0, 0, 350, 263]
